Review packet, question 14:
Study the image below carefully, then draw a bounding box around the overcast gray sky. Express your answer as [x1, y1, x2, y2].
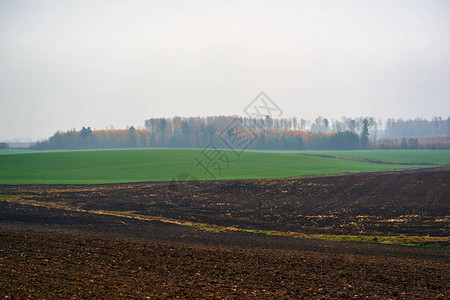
[1, 0, 449, 141]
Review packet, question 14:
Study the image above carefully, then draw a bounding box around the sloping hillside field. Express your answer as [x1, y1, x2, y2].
[1, 149, 448, 184]
[0, 150, 449, 298]
[1, 169, 449, 239]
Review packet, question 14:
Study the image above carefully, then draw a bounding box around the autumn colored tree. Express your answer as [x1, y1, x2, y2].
[32, 115, 449, 150]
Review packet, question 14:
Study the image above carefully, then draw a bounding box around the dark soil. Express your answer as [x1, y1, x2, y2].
[0, 169, 449, 298]
[1, 228, 449, 299]
[1, 168, 449, 236]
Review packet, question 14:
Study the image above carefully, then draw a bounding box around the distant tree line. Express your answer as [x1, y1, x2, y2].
[31, 116, 450, 150]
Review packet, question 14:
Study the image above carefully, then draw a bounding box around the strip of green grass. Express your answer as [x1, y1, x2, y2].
[0, 149, 430, 184]
[3, 195, 448, 248]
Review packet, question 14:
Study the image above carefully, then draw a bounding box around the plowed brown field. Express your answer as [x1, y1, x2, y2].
[0, 168, 449, 298]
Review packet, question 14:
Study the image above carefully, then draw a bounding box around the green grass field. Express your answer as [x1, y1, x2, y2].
[299, 150, 450, 165]
[0, 149, 447, 184]
[0, 149, 36, 155]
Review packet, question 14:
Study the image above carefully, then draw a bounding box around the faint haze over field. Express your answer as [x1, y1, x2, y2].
[0, 0, 449, 141]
